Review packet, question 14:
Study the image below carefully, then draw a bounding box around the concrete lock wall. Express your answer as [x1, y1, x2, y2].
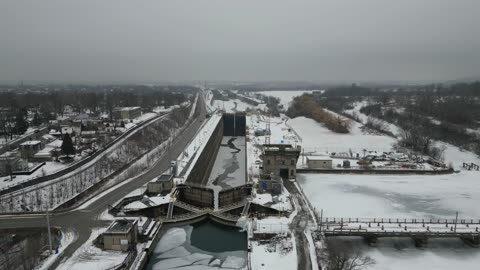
[185, 113, 247, 186]
[177, 186, 214, 208]
[182, 113, 248, 208]
[223, 113, 246, 137]
[185, 119, 223, 186]
[218, 185, 252, 208]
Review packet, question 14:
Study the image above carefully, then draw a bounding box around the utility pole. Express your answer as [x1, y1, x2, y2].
[319, 209, 323, 233]
[454, 211, 458, 233]
[302, 147, 305, 166]
[45, 205, 53, 255]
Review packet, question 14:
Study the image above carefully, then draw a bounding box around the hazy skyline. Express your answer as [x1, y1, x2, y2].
[1, 0, 480, 83]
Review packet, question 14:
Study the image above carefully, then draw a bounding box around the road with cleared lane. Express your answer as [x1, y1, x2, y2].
[0, 95, 206, 269]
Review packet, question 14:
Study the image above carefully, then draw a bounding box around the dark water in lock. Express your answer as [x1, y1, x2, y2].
[190, 219, 247, 253]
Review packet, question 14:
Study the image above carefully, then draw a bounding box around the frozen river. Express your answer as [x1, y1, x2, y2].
[298, 172, 480, 270]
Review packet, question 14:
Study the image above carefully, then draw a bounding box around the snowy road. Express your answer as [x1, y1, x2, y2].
[0, 96, 207, 270]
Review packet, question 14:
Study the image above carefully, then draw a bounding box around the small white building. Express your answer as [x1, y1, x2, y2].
[306, 156, 333, 169]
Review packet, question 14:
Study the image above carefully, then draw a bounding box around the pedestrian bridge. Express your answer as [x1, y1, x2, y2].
[321, 217, 480, 246]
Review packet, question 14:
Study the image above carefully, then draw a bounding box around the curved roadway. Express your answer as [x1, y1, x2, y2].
[0, 95, 206, 269]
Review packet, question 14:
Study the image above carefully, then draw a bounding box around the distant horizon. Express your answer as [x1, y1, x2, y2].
[0, 75, 479, 87]
[2, 1, 480, 83]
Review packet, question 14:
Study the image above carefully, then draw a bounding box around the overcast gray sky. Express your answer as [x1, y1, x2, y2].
[1, 0, 480, 83]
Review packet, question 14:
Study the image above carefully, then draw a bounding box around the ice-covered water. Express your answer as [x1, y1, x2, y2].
[208, 136, 246, 190]
[146, 220, 247, 270]
[298, 172, 480, 270]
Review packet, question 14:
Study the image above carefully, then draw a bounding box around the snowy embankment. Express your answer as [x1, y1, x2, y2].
[0, 101, 195, 213]
[344, 100, 402, 136]
[54, 228, 127, 270]
[37, 229, 76, 270]
[0, 111, 160, 190]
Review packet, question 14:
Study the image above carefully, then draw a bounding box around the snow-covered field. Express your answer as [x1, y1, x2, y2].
[250, 234, 297, 270]
[56, 228, 127, 270]
[212, 99, 265, 113]
[344, 100, 402, 136]
[0, 159, 83, 190]
[289, 116, 396, 154]
[258, 90, 315, 108]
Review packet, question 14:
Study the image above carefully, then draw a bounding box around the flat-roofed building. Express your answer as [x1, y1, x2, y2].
[102, 219, 138, 252]
[147, 174, 174, 194]
[306, 156, 333, 169]
[19, 140, 44, 159]
[262, 144, 301, 179]
[113, 107, 141, 120]
[260, 175, 283, 195]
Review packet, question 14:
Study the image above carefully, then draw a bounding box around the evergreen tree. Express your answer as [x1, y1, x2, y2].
[61, 133, 75, 157]
[32, 110, 42, 126]
[14, 108, 28, 134]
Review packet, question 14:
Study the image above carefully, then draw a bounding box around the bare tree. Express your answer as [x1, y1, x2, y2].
[327, 239, 375, 270]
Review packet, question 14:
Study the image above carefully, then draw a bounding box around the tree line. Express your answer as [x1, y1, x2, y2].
[0, 85, 194, 142]
[286, 94, 352, 133]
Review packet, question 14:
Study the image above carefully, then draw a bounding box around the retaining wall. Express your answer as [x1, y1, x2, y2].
[297, 168, 454, 175]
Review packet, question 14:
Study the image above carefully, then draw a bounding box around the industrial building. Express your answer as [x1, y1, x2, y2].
[102, 219, 138, 252]
[19, 141, 44, 159]
[147, 174, 174, 194]
[306, 156, 333, 169]
[262, 144, 301, 179]
[113, 106, 142, 120]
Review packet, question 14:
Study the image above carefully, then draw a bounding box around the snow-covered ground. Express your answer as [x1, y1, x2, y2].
[258, 90, 315, 109]
[289, 116, 396, 154]
[250, 234, 297, 270]
[0, 160, 77, 190]
[123, 193, 172, 211]
[56, 228, 127, 270]
[37, 229, 76, 270]
[212, 98, 266, 113]
[251, 91, 480, 270]
[252, 189, 293, 212]
[344, 100, 402, 136]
